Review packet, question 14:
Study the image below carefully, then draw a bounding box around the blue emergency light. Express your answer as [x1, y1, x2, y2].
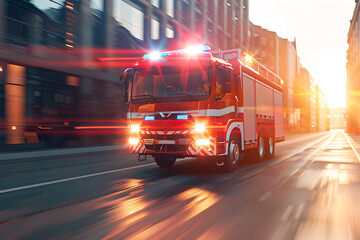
[143, 45, 211, 60]
[177, 115, 188, 120]
[144, 116, 155, 121]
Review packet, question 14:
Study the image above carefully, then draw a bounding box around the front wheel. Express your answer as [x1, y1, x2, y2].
[154, 155, 176, 168]
[224, 133, 243, 172]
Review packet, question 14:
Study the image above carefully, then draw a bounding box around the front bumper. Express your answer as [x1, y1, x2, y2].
[129, 131, 216, 156]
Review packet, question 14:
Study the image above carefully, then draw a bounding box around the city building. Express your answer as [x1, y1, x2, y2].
[250, 24, 279, 74]
[315, 85, 328, 131]
[294, 68, 316, 132]
[0, 0, 251, 148]
[347, 1, 360, 133]
[279, 38, 299, 129]
[250, 24, 299, 130]
[329, 108, 347, 129]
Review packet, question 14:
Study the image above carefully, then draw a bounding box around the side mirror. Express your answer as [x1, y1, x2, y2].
[122, 68, 134, 103]
[124, 91, 129, 103]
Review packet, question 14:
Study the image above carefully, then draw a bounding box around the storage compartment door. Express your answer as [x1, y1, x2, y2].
[274, 91, 284, 139]
[243, 75, 256, 142]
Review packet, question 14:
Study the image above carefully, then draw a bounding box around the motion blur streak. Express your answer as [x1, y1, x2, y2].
[125, 188, 220, 240]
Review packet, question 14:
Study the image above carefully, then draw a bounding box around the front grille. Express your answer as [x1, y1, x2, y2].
[141, 134, 192, 140]
[145, 144, 188, 152]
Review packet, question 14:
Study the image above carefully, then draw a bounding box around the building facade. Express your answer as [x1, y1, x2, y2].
[250, 24, 279, 74]
[330, 108, 347, 129]
[250, 24, 300, 131]
[0, 0, 251, 148]
[315, 85, 328, 131]
[279, 38, 298, 129]
[347, 1, 360, 133]
[294, 68, 316, 132]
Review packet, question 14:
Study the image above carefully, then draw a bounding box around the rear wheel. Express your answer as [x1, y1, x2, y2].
[224, 133, 243, 172]
[257, 132, 266, 162]
[154, 155, 176, 168]
[266, 135, 275, 158]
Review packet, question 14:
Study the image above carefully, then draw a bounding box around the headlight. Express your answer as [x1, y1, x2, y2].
[129, 137, 139, 145]
[196, 139, 210, 146]
[195, 123, 206, 133]
[130, 125, 140, 133]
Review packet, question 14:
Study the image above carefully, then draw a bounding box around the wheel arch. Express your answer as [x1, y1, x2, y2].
[224, 122, 244, 155]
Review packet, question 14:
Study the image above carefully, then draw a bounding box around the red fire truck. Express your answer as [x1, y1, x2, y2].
[123, 46, 284, 172]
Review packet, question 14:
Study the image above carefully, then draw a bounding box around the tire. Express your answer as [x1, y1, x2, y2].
[265, 134, 275, 158]
[224, 132, 243, 172]
[154, 155, 176, 168]
[257, 132, 266, 162]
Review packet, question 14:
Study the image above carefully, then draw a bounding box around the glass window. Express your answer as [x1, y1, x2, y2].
[216, 67, 225, 97]
[151, 0, 159, 8]
[151, 18, 160, 40]
[132, 65, 211, 102]
[113, 1, 144, 40]
[166, 0, 174, 18]
[31, 0, 66, 22]
[166, 25, 174, 38]
[90, 0, 103, 11]
[31, 0, 65, 10]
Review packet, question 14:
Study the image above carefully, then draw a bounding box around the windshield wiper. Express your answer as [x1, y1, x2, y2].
[167, 93, 196, 100]
[133, 94, 159, 102]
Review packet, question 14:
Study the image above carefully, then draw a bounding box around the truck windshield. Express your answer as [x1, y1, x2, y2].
[132, 66, 211, 102]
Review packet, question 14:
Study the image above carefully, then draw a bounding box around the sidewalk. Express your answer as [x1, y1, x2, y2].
[284, 131, 329, 142]
[0, 143, 128, 161]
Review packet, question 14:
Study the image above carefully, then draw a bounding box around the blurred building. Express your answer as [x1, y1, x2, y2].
[108, 0, 251, 50]
[250, 24, 279, 74]
[0, 0, 251, 149]
[315, 85, 328, 131]
[250, 24, 299, 131]
[329, 108, 347, 129]
[279, 38, 299, 129]
[294, 68, 316, 132]
[347, 1, 360, 133]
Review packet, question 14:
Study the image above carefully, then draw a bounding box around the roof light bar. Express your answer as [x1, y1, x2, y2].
[142, 45, 211, 60]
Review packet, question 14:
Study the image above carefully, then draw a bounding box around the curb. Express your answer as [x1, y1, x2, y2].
[0, 144, 128, 161]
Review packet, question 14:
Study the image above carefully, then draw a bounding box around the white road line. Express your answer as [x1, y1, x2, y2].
[0, 158, 191, 195]
[343, 131, 360, 162]
[294, 203, 304, 220]
[277, 132, 331, 146]
[0, 163, 157, 194]
[241, 131, 336, 187]
[258, 191, 272, 202]
[280, 205, 294, 221]
[0, 132, 335, 195]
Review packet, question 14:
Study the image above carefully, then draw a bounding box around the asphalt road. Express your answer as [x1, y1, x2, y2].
[1, 130, 360, 240]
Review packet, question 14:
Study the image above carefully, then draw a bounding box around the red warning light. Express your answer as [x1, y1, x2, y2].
[0, 66, 3, 72]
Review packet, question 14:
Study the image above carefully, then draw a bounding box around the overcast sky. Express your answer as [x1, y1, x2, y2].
[249, 0, 356, 109]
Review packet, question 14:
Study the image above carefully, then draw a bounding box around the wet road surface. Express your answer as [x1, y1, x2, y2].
[1, 130, 360, 239]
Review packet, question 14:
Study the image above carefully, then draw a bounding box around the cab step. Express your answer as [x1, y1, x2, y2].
[138, 154, 147, 161]
[216, 161, 225, 167]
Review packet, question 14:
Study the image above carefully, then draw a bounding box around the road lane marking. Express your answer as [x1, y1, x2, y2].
[343, 131, 360, 162]
[0, 133, 336, 195]
[277, 132, 331, 146]
[258, 191, 272, 202]
[0, 158, 192, 195]
[0, 163, 157, 194]
[243, 131, 336, 188]
[294, 203, 304, 220]
[281, 205, 294, 221]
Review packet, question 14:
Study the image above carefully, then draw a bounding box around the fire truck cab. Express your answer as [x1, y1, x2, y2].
[123, 46, 284, 172]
